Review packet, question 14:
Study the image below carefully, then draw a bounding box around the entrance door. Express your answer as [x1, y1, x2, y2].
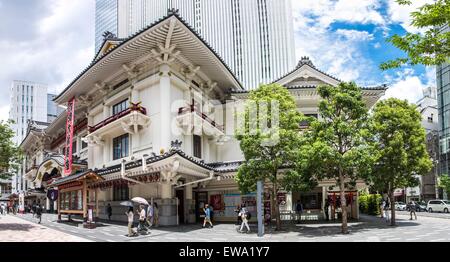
[176, 190, 185, 224]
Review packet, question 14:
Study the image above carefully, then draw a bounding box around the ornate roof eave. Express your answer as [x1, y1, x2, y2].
[272, 57, 343, 85]
[231, 85, 388, 99]
[54, 11, 244, 105]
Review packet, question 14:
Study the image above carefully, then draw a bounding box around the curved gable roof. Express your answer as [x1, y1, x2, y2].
[55, 12, 243, 104]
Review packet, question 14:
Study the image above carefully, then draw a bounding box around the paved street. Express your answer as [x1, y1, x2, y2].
[396, 210, 450, 220]
[0, 214, 90, 242]
[1, 212, 450, 242]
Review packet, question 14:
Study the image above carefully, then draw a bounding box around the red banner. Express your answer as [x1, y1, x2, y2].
[64, 97, 76, 176]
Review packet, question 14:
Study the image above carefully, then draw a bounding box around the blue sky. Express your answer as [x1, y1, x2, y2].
[0, 0, 437, 121]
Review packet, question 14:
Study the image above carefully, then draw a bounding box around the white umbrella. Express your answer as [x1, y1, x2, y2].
[120, 201, 134, 207]
[131, 197, 149, 206]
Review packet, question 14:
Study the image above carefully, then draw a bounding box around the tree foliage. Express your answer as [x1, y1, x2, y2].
[369, 98, 432, 225]
[381, 0, 450, 70]
[299, 82, 373, 234]
[235, 83, 313, 230]
[439, 174, 450, 196]
[0, 120, 21, 179]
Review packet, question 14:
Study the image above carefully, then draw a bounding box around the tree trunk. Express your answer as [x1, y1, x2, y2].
[339, 174, 348, 234]
[273, 182, 281, 231]
[389, 191, 396, 226]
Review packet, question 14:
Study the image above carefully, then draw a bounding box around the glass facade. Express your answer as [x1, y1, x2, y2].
[438, 24, 450, 175]
[95, 0, 118, 52]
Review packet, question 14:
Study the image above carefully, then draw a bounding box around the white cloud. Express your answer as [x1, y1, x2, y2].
[0, 0, 95, 115]
[387, 0, 435, 33]
[291, 0, 385, 28]
[291, 0, 382, 83]
[336, 29, 374, 41]
[382, 68, 435, 103]
[0, 105, 10, 122]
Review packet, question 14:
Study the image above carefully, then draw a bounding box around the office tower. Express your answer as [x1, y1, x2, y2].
[95, 0, 296, 89]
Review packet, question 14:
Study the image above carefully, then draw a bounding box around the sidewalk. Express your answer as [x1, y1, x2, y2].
[0, 214, 90, 242]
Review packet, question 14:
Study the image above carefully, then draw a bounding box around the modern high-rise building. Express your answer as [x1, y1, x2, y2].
[8, 81, 63, 194]
[8, 80, 48, 145]
[437, 24, 450, 199]
[437, 25, 450, 173]
[95, 0, 296, 89]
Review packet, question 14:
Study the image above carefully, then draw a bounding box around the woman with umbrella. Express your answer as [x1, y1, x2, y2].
[121, 201, 137, 237]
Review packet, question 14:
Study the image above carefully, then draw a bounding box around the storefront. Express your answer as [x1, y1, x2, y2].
[48, 171, 104, 226]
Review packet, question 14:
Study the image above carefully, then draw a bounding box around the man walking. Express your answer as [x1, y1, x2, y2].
[35, 204, 42, 224]
[296, 200, 303, 224]
[409, 201, 417, 220]
[106, 203, 112, 221]
[146, 203, 154, 228]
[383, 199, 391, 223]
[202, 204, 213, 229]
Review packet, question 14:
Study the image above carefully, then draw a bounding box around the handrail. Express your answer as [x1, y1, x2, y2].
[88, 103, 147, 133]
[178, 105, 224, 132]
[51, 118, 88, 149]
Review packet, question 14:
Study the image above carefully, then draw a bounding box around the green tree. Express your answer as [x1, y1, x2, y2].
[0, 120, 21, 179]
[370, 98, 432, 226]
[301, 82, 373, 234]
[439, 175, 450, 196]
[380, 0, 450, 70]
[235, 83, 312, 230]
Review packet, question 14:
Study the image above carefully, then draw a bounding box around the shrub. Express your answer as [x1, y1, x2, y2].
[359, 193, 381, 215]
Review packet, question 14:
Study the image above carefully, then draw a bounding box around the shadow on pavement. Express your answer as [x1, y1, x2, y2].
[0, 223, 36, 232]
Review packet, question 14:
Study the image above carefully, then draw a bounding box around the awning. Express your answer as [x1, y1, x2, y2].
[49, 170, 104, 188]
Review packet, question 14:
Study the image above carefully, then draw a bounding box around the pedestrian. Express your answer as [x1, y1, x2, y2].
[409, 201, 417, 220]
[384, 199, 391, 223]
[35, 204, 42, 224]
[238, 206, 251, 233]
[32, 201, 36, 218]
[380, 199, 385, 218]
[106, 203, 112, 221]
[146, 203, 154, 228]
[202, 204, 213, 229]
[137, 205, 147, 234]
[153, 202, 159, 227]
[296, 200, 303, 223]
[234, 205, 242, 225]
[324, 200, 330, 221]
[125, 207, 136, 237]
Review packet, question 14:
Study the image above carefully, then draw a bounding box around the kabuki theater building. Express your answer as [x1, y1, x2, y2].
[20, 11, 386, 226]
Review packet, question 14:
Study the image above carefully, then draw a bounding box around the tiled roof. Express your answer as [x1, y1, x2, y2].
[231, 84, 388, 95]
[55, 9, 243, 102]
[208, 161, 244, 173]
[273, 56, 342, 84]
[49, 170, 93, 187]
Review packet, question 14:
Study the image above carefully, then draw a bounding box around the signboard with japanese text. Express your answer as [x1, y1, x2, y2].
[64, 97, 76, 176]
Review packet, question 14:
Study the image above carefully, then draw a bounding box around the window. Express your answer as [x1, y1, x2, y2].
[193, 135, 202, 158]
[112, 99, 129, 115]
[113, 184, 129, 201]
[72, 141, 77, 155]
[81, 138, 88, 149]
[113, 134, 129, 160]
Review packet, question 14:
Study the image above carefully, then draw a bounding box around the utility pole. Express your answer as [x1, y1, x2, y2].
[257, 181, 264, 237]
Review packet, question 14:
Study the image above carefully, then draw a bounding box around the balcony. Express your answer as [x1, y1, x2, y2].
[85, 103, 151, 146]
[176, 104, 228, 144]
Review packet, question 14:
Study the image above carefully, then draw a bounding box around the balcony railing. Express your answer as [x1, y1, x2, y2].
[178, 105, 224, 132]
[51, 118, 88, 149]
[89, 103, 147, 133]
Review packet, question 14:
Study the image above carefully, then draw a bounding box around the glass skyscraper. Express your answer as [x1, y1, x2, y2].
[94, 0, 296, 90]
[95, 0, 119, 52]
[437, 24, 450, 197]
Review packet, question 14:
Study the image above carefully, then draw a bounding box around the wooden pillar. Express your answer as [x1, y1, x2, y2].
[83, 180, 87, 222]
[57, 192, 61, 222]
[95, 188, 99, 219]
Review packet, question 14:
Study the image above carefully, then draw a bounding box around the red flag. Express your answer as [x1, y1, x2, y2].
[64, 97, 76, 176]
